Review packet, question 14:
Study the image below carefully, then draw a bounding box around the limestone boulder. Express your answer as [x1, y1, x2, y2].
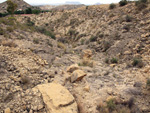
[71, 70, 87, 83]
[35, 83, 78, 113]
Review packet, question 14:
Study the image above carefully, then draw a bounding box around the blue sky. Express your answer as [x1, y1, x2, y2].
[0, 0, 121, 5]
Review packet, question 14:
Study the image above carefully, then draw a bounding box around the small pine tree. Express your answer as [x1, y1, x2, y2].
[6, 0, 17, 15]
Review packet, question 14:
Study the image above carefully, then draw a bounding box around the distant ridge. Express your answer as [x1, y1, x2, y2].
[65, 1, 82, 5]
[94, 2, 102, 5]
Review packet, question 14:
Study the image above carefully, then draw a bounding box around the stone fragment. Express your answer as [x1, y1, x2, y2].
[67, 64, 79, 73]
[84, 85, 90, 92]
[71, 70, 87, 83]
[4, 108, 11, 113]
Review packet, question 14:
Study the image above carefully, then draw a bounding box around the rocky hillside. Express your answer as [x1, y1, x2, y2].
[0, 2, 150, 113]
[39, 5, 56, 11]
[39, 4, 85, 11]
[0, 0, 32, 13]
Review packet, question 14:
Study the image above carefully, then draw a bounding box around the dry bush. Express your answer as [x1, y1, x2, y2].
[0, 40, 17, 47]
[109, 3, 116, 9]
[21, 75, 30, 85]
[79, 58, 94, 67]
[33, 38, 39, 44]
[57, 42, 66, 50]
[6, 27, 14, 32]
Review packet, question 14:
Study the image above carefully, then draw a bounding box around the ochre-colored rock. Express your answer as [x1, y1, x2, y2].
[71, 70, 87, 83]
[35, 83, 78, 113]
[82, 49, 92, 59]
[4, 108, 11, 113]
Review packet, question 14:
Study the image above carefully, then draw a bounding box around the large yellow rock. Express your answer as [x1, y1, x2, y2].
[35, 83, 78, 113]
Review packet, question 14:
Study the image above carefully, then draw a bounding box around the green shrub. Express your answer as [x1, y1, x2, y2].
[103, 41, 111, 52]
[32, 9, 41, 14]
[126, 15, 132, 22]
[109, 3, 116, 9]
[0, 28, 5, 35]
[146, 78, 150, 89]
[7, 27, 14, 32]
[26, 21, 35, 26]
[106, 98, 116, 111]
[81, 39, 85, 45]
[36, 27, 56, 39]
[14, 10, 24, 14]
[105, 58, 109, 64]
[45, 30, 55, 39]
[33, 38, 39, 44]
[119, 0, 128, 6]
[0, 17, 16, 25]
[111, 58, 118, 63]
[90, 35, 97, 42]
[68, 29, 78, 36]
[132, 58, 144, 68]
[46, 39, 53, 47]
[25, 8, 32, 14]
[0, 13, 8, 17]
[86, 6, 89, 10]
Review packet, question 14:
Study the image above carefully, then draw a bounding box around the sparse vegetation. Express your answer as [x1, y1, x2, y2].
[90, 35, 97, 42]
[6, 26, 14, 32]
[146, 78, 150, 90]
[106, 98, 116, 111]
[135, 0, 148, 10]
[25, 8, 41, 14]
[103, 41, 111, 52]
[0, 28, 5, 35]
[0, 17, 16, 25]
[26, 18, 35, 26]
[78, 59, 94, 67]
[111, 57, 118, 63]
[0, 40, 17, 47]
[126, 15, 132, 22]
[109, 3, 116, 9]
[119, 0, 128, 6]
[36, 27, 56, 39]
[105, 58, 109, 64]
[33, 38, 39, 44]
[0, 1, 150, 112]
[81, 39, 85, 45]
[132, 58, 144, 68]
[21, 75, 30, 85]
[67, 29, 78, 37]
